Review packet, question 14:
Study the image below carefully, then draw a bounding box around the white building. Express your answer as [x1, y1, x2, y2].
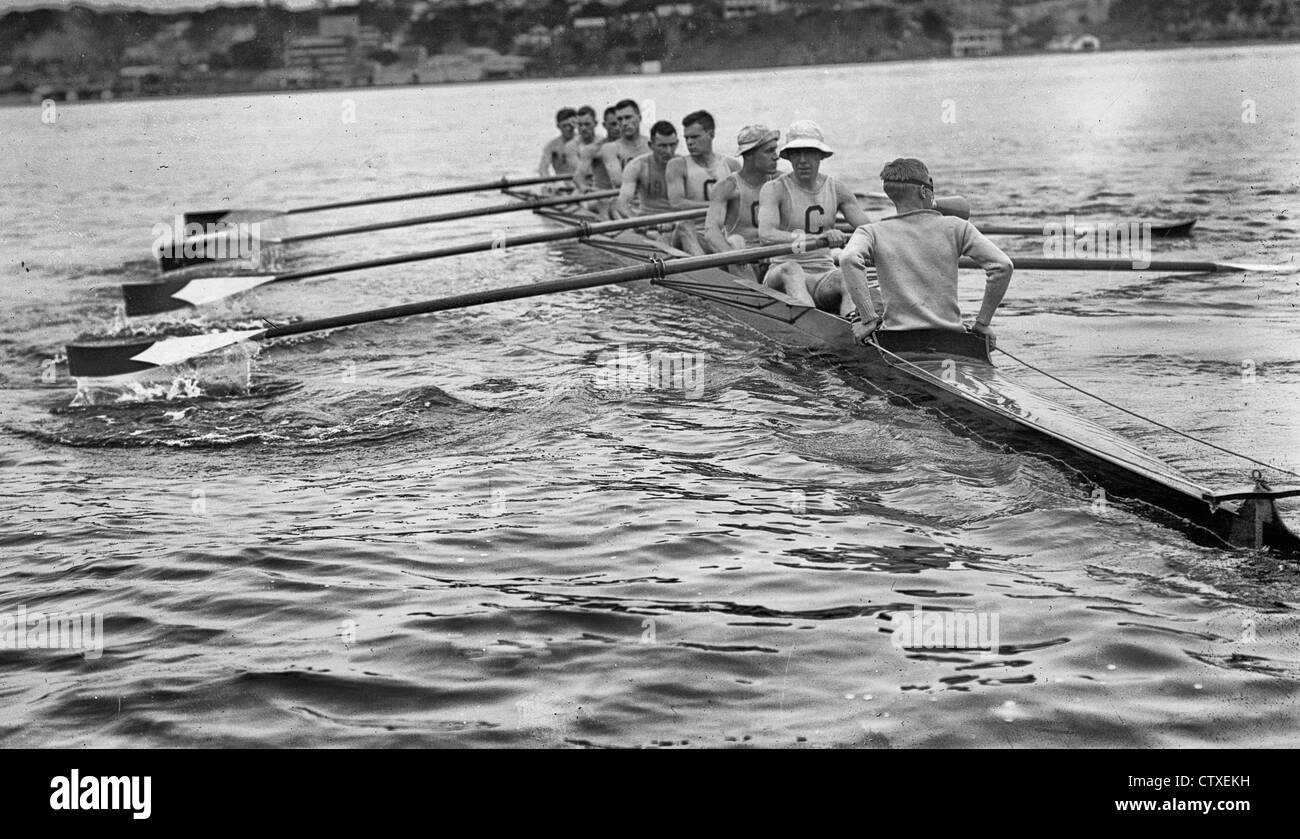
[724, 0, 786, 19]
[951, 28, 1004, 58]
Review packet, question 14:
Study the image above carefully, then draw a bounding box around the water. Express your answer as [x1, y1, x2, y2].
[1, 45, 1299, 747]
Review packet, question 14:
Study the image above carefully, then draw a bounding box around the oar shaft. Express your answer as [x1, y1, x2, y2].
[261, 240, 806, 341]
[976, 257, 1224, 272]
[276, 189, 619, 245]
[976, 219, 1194, 237]
[271, 208, 705, 283]
[285, 174, 573, 215]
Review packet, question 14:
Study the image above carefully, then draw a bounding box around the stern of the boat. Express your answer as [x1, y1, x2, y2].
[1205, 473, 1300, 554]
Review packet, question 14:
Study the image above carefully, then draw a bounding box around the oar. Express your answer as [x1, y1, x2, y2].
[963, 256, 1296, 273]
[177, 174, 573, 228]
[163, 189, 619, 256]
[978, 218, 1196, 238]
[851, 193, 1197, 238]
[126, 208, 707, 316]
[836, 196, 970, 231]
[68, 238, 820, 378]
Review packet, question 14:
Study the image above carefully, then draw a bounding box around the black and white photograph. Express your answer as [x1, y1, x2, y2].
[1, 0, 1297, 769]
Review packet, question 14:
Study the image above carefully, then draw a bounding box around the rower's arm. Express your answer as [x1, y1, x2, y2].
[601, 144, 625, 187]
[614, 158, 641, 218]
[838, 227, 880, 321]
[703, 179, 737, 253]
[563, 142, 581, 180]
[572, 152, 592, 191]
[757, 181, 792, 245]
[538, 140, 555, 177]
[962, 224, 1014, 325]
[665, 158, 692, 209]
[837, 181, 872, 229]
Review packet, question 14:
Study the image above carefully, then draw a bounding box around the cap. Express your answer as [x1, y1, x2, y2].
[779, 120, 833, 156]
[736, 125, 780, 155]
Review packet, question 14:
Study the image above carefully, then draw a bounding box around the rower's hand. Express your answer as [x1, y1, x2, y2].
[852, 317, 882, 345]
[822, 229, 848, 248]
[970, 322, 997, 350]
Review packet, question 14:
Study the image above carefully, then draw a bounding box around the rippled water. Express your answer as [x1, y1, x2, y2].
[2, 45, 1299, 747]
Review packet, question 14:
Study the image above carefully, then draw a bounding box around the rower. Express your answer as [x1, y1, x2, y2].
[599, 99, 651, 191]
[703, 124, 781, 279]
[538, 107, 577, 177]
[602, 106, 619, 143]
[839, 158, 1013, 347]
[665, 110, 740, 254]
[612, 120, 679, 223]
[568, 106, 606, 189]
[757, 120, 870, 315]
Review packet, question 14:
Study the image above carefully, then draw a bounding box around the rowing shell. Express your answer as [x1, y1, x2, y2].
[528, 200, 1300, 554]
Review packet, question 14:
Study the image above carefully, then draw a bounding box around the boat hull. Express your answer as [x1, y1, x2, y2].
[538, 206, 1300, 554]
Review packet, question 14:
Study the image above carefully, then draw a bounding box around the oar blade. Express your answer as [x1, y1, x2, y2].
[180, 209, 281, 227]
[67, 329, 265, 378]
[123, 275, 279, 317]
[1216, 260, 1300, 274]
[159, 253, 221, 273]
[66, 338, 162, 378]
[156, 209, 279, 273]
[1153, 218, 1196, 238]
[124, 279, 195, 316]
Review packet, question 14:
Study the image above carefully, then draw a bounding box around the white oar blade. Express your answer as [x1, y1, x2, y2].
[123, 275, 279, 316]
[1218, 261, 1300, 274]
[130, 329, 265, 369]
[171, 275, 279, 306]
[67, 328, 267, 377]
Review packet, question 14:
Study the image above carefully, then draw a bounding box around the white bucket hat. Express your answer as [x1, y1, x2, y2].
[779, 120, 833, 157]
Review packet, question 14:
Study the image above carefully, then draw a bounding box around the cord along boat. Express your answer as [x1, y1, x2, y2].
[522, 193, 1300, 554]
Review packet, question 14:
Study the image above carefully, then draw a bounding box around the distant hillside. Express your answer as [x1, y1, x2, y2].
[2, 0, 1298, 99]
[662, 7, 951, 73]
[1101, 0, 1300, 44]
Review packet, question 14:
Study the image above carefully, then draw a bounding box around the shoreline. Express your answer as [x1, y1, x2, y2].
[3, 37, 1298, 111]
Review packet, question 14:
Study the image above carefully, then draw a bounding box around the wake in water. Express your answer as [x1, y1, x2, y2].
[8, 379, 494, 449]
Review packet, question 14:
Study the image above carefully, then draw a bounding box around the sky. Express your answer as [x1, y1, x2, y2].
[0, 0, 324, 11]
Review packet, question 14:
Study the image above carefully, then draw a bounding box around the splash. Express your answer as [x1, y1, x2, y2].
[69, 342, 257, 406]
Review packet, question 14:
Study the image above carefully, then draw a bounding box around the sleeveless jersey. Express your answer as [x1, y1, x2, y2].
[683, 154, 736, 202]
[614, 137, 650, 170]
[549, 138, 574, 175]
[771, 172, 838, 269]
[635, 153, 674, 215]
[721, 171, 774, 247]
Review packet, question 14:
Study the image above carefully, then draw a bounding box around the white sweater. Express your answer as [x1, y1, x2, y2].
[844, 210, 1013, 331]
